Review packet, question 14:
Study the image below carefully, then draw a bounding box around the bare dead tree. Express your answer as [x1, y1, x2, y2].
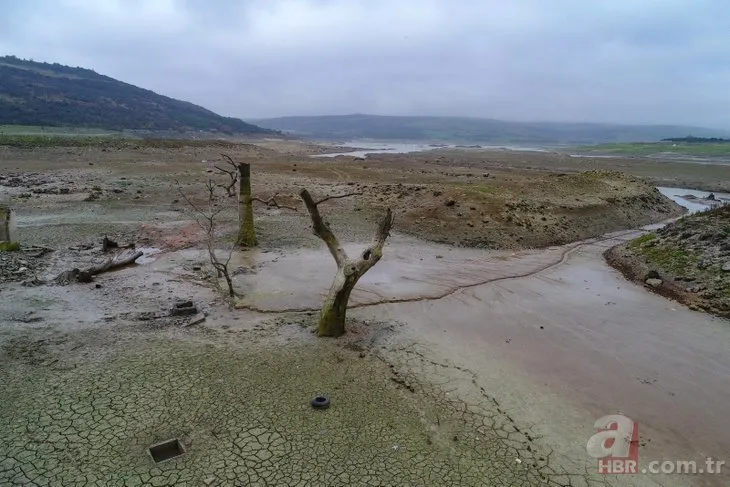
[177, 181, 236, 298]
[209, 154, 257, 247]
[300, 189, 393, 337]
[236, 161, 257, 247]
[213, 154, 239, 197]
[204, 180, 216, 202]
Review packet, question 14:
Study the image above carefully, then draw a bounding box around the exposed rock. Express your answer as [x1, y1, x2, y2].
[646, 270, 661, 280]
[170, 300, 198, 316]
[608, 204, 730, 319]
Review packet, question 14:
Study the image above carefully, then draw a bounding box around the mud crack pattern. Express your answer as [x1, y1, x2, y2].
[0, 332, 608, 486]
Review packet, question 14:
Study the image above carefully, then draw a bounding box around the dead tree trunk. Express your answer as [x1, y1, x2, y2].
[54, 249, 143, 285]
[236, 163, 257, 247]
[300, 189, 393, 337]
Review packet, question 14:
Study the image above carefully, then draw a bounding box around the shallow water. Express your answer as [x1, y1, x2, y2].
[658, 186, 730, 213]
[312, 141, 453, 158]
[312, 140, 549, 158]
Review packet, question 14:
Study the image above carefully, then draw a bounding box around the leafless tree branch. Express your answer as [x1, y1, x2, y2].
[252, 196, 298, 211]
[300, 189, 348, 266]
[175, 180, 236, 297]
[314, 191, 364, 205]
[213, 153, 239, 197]
[204, 180, 216, 202]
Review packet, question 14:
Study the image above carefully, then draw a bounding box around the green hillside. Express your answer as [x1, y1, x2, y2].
[0, 56, 272, 135]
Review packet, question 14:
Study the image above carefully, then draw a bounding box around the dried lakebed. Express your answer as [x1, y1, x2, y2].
[1, 192, 728, 486]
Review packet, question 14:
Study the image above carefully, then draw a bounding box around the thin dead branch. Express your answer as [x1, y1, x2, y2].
[213, 153, 239, 197]
[204, 180, 216, 202]
[176, 181, 236, 297]
[314, 191, 364, 205]
[252, 196, 298, 211]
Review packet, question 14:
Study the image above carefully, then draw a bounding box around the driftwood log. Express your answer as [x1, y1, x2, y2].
[300, 189, 393, 337]
[54, 249, 143, 285]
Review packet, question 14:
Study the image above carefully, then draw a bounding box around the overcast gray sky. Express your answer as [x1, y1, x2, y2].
[2, 0, 729, 127]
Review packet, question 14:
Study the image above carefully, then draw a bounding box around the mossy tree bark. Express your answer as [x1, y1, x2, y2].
[300, 189, 393, 337]
[236, 163, 257, 247]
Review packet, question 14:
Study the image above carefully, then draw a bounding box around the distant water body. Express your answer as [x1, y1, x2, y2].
[658, 187, 730, 213]
[312, 140, 549, 158]
[311, 142, 729, 214]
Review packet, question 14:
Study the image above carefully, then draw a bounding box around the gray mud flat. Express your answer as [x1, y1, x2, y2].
[2, 226, 728, 486]
[233, 231, 730, 487]
[0, 242, 607, 487]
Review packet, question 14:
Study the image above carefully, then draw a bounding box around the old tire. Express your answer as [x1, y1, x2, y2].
[311, 396, 330, 409]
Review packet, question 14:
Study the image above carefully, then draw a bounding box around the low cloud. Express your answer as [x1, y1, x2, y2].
[1, 0, 729, 127]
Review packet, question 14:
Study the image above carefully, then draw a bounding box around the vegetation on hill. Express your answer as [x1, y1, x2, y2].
[0, 56, 272, 135]
[607, 204, 730, 319]
[0, 133, 250, 149]
[250, 114, 729, 145]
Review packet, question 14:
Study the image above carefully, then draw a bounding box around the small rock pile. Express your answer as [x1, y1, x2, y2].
[0, 249, 50, 284]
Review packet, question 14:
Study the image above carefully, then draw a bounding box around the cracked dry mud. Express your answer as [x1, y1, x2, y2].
[0, 323, 602, 487]
[2, 143, 726, 487]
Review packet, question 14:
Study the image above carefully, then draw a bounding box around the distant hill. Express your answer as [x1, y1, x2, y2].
[250, 114, 730, 145]
[0, 56, 272, 135]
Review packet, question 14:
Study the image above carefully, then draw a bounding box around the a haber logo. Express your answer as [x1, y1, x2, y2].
[586, 414, 639, 474]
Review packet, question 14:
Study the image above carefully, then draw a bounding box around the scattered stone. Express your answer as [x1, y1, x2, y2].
[445, 199, 456, 207]
[170, 300, 197, 316]
[183, 314, 206, 327]
[615, 204, 730, 320]
[232, 266, 256, 275]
